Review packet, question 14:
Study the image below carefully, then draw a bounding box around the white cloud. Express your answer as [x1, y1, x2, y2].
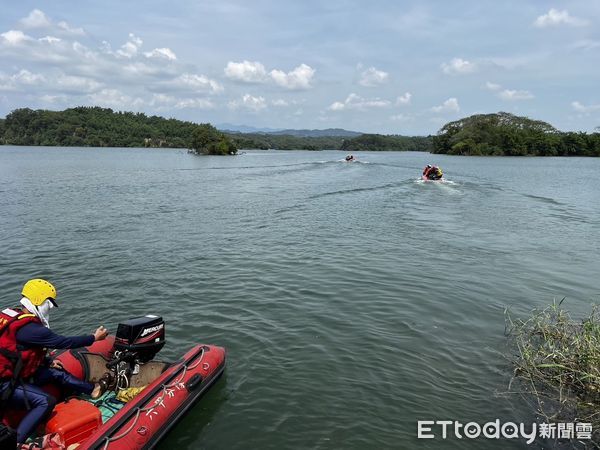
[224, 61, 315, 89]
[431, 97, 460, 113]
[272, 99, 289, 107]
[116, 33, 143, 58]
[0, 69, 46, 91]
[173, 73, 223, 94]
[149, 94, 213, 110]
[359, 67, 389, 87]
[149, 93, 176, 106]
[498, 89, 534, 100]
[20, 9, 52, 28]
[0, 69, 104, 95]
[485, 82, 534, 101]
[269, 63, 315, 90]
[1, 30, 33, 46]
[72, 42, 95, 59]
[39, 36, 61, 44]
[55, 75, 102, 93]
[396, 92, 412, 105]
[571, 101, 600, 113]
[229, 94, 267, 111]
[441, 58, 476, 75]
[144, 48, 177, 61]
[174, 98, 214, 109]
[13, 69, 46, 85]
[534, 9, 587, 28]
[328, 93, 391, 111]
[18, 9, 85, 35]
[57, 21, 85, 36]
[121, 62, 162, 78]
[224, 60, 267, 83]
[0, 16, 239, 115]
[87, 88, 145, 110]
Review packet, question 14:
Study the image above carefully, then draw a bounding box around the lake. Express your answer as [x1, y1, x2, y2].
[0, 146, 599, 449]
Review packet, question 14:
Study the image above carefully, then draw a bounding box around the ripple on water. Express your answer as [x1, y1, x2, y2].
[0, 149, 598, 450]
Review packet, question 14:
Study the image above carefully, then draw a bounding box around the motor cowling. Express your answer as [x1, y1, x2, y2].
[113, 315, 165, 363]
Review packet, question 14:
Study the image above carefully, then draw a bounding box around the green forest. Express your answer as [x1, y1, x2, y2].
[0, 107, 430, 153]
[227, 132, 346, 151]
[1, 107, 599, 156]
[432, 112, 600, 156]
[340, 134, 433, 152]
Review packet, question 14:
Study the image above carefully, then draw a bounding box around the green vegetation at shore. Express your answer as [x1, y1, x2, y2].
[190, 123, 237, 155]
[2, 107, 599, 155]
[433, 112, 600, 156]
[0, 107, 430, 152]
[506, 301, 600, 431]
[227, 133, 347, 151]
[1, 107, 199, 148]
[340, 134, 433, 152]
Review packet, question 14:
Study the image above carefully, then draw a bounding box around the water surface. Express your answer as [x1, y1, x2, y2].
[0, 147, 598, 449]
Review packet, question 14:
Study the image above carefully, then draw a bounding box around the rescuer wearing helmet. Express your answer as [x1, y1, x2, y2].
[422, 164, 443, 180]
[0, 279, 110, 444]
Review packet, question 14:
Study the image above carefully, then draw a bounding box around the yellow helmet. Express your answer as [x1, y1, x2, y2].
[22, 279, 58, 307]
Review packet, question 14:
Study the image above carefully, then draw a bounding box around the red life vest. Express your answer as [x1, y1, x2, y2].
[0, 308, 47, 380]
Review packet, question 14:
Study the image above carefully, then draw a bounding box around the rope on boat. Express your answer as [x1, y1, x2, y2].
[116, 367, 129, 391]
[101, 347, 205, 449]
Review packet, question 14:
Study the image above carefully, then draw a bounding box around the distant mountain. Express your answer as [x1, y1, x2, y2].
[217, 124, 361, 137]
[270, 128, 362, 137]
[216, 123, 284, 134]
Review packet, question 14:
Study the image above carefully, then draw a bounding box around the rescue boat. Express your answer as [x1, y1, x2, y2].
[4, 316, 226, 449]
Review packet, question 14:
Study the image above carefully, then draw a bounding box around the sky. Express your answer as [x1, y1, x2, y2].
[1, 1, 599, 135]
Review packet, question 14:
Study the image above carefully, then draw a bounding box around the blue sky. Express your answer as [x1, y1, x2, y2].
[1, 1, 599, 134]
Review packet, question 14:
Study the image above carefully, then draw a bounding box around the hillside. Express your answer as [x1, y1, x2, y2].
[340, 134, 433, 152]
[4, 108, 595, 155]
[269, 128, 361, 137]
[218, 124, 361, 137]
[0, 107, 198, 148]
[0, 107, 429, 151]
[432, 112, 600, 156]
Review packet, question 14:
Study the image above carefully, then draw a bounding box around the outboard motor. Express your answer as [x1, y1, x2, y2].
[108, 315, 166, 389]
[114, 315, 166, 362]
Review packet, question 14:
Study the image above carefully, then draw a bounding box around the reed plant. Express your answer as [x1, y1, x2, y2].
[506, 299, 600, 431]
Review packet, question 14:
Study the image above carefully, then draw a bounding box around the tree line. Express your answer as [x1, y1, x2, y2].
[432, 112, 600, 156]
[0, 107, 431, 153]
[1, 107, 598, 156]
[340, 134, 433, 152]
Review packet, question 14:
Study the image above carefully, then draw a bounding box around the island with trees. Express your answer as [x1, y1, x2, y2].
[432, 112, 600, 156]
[0, 107, 598, 156]
[0, 107, 238, 155]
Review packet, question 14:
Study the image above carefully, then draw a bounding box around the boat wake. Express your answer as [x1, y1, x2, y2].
[415, 178, 457, 185]
[338, 160, 368, 164]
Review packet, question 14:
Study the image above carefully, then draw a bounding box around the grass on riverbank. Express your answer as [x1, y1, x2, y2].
[506, 299, 600, 430]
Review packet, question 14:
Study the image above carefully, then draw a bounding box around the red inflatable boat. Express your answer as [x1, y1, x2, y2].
[3, 316, 226, 449]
